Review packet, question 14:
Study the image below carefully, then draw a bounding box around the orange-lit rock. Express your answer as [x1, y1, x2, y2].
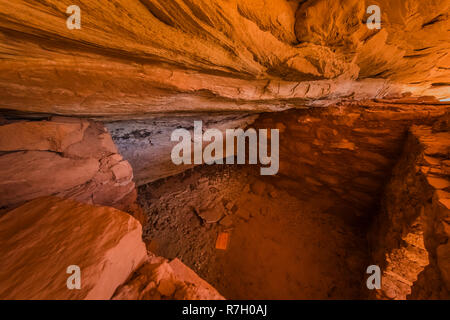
[0, 118, 88, 152]
[369, 120, 450, 300]
[253, 99, 450, 215]
[0, 118, 137, 213]
[295, 0, 450, 95]
[0, 0, 449, 301]
[0, 151, 99, 207]
[0, 0, 448, 116]
[112, 257, 224, 300]
[0, 196, 147, 300]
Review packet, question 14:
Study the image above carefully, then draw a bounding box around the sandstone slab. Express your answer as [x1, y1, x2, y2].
[0, 196, 147, 300]
[0, 151, 99, 207]
[0, 119, 88, 153]
[0, 0, 448, 117]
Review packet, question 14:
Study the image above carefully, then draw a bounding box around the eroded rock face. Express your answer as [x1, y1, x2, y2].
[0, 117, 137, 215]
[0, 1, 449, 301]
[138, 164, 369, 299]
[0, 0, 448, 116]
[295, 0, 450, 95]
[0, 196, 147, 300]
[0, 119, 89, 152]
[368, 119, 450, 300]
[106, 113, 258, 185]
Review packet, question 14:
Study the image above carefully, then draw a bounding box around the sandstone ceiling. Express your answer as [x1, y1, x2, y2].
[0, 0, 449, 116]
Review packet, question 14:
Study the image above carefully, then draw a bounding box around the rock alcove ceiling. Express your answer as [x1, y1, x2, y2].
[0, 0, 449, 300]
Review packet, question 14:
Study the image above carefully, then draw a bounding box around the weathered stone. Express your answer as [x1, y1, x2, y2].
[0, 1, 448, 117]
[0, 119, 138, 213]
[219, 215, 233, 227]
[63, 124, 117, 159]
[106, 115, 258, 185]
[157, 279, 176, 296]
[269, 190, 279, 198]
[254, 102, 450, 215]
[0, 151, 99, 207]
[0, 120, 88, 152]
[236, 207, 251, 221]
[169, 258, 224, 299]
[111, 161, 133, 182]
[369, 124, 450, 300]
[251, 180, 266, 195]
[112, 258, 224, 300]
[197, 205, 226, 224]
[0, 0, 449, 302]
[0, 196, 147, 300]
[427, 176, 450, 189]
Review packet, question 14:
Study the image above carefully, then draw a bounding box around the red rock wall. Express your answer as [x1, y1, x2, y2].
[105, 114, 258, 185]
[368, 118, 450, 299]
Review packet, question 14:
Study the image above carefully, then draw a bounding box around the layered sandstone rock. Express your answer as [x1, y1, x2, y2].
[295, 0, 450, 96]
[0, 0, 449, 301]
[138, 164, 368, 299]
[0, 196, 147, 300]
[368, 119, 450, 299]
[0, 196, 224, 300]
[112, 256, 224, 300]
[0, 119, 89, 152]
[0, 117, 137, 215]
[106, 113, 258, 185]
[0, 0, 448, 116]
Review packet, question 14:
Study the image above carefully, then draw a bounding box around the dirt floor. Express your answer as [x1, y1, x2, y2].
[138, 165, 369, 299]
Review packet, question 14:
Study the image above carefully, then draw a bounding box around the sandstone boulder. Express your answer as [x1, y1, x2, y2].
[0, 196, 147, 300]
[112, 257, 224, 300]
[0, 151, 99, 207]
[0, 119, 137, 214]
[0, 119, 88, 153]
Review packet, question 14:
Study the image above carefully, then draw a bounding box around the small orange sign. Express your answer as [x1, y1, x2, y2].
[215, 232, 229, 250]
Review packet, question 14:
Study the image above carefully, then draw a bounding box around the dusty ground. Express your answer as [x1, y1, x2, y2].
[138, 165, 369, 299]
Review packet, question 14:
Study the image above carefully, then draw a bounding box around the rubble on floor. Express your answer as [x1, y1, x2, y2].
[0, 196, 224, 300]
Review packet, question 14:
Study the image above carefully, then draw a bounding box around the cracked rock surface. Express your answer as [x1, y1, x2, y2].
[0, 0, 448, 116]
